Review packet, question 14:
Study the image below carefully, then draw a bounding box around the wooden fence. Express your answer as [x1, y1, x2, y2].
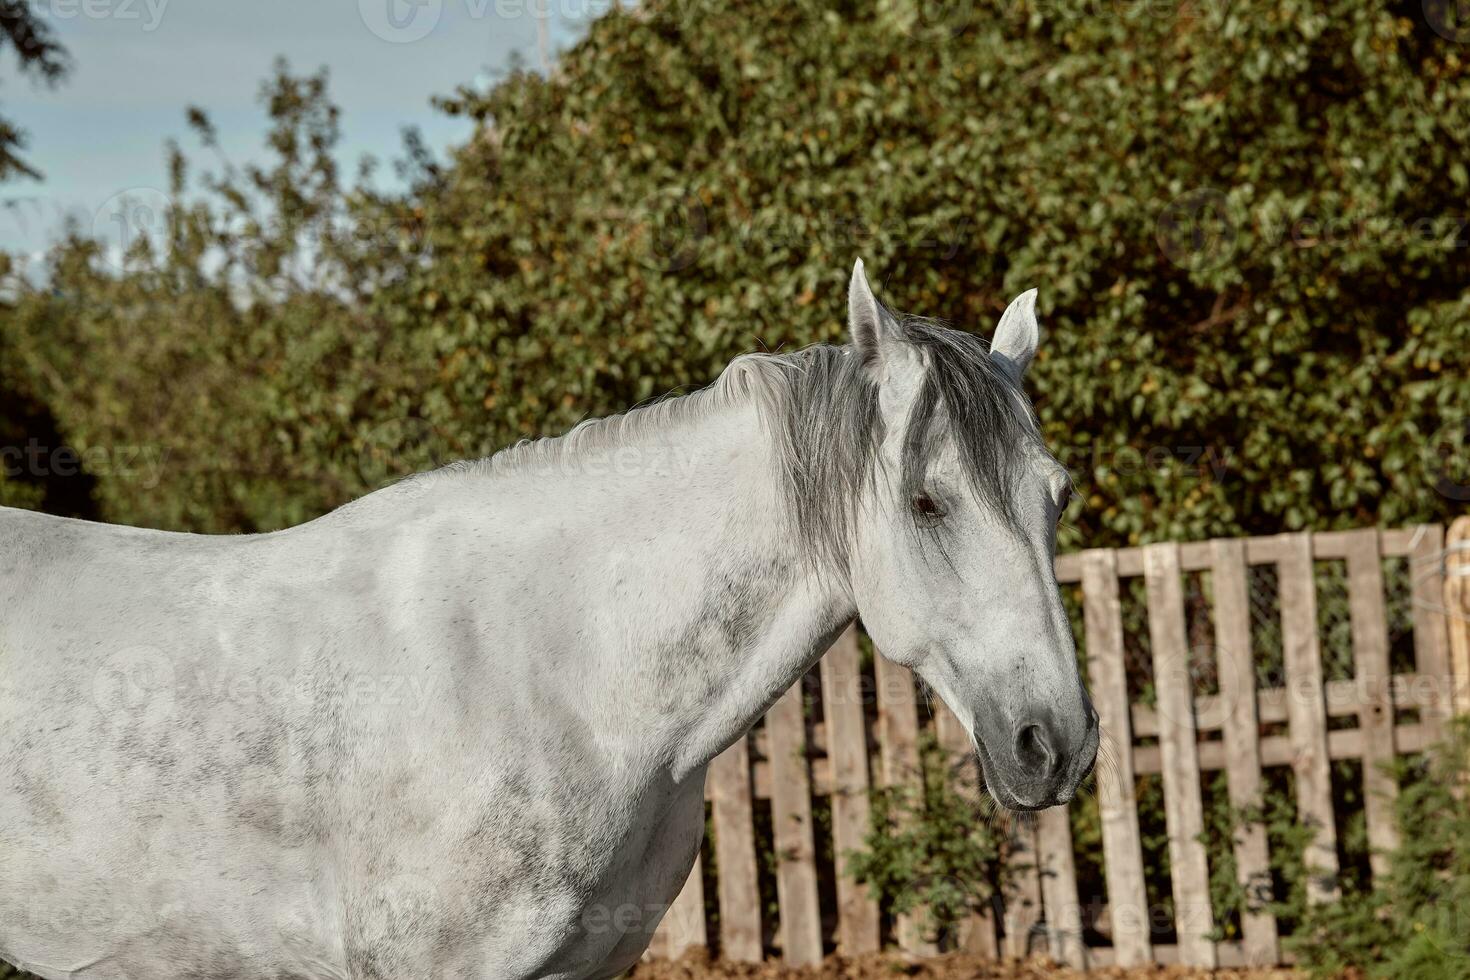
[648, 523, 1470, 969]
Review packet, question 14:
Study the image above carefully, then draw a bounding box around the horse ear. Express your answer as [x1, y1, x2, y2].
[991, 288, 1039, 381]
[849, 259, 901, 375]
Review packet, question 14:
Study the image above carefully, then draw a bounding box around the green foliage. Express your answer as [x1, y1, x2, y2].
[1, 63, 435, 531]
[846, 731, 1005, 947]
[1, 0, 1467, 541]
[1285, 722, 1470, 979]
[1207, 768, 1317, 944]
[1200, 724, 1470, 977]
[0, 319, 86, 515]
[0, 0, 70, 180]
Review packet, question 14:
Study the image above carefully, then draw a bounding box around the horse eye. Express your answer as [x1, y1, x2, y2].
[911, 493, 945, 520]
[1057, 485, 1073, 512]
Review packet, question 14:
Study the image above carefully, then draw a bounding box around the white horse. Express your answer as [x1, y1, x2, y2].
[0, 260, 1098, 979]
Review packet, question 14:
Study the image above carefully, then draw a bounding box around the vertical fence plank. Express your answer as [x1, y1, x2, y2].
[1003, 822, 1044, 960]
[1344, 529, 1399, 880]
[643, 922, 667, 963]
[1412, 523, 1456, 732]
[1036, 806, 1084, 968]
[819, 627, 880, 955]
[1211, 538, 1279, 965]
[934, 703, 998, 958]
[653, 528, 1446, 969]
[766, 681, 823, 966]
[709, 736, 763, 961]
[1448, 519, 1470, 718]
[1082, 548, 1153, 966]
[1143, 543, 1217, 968]
[647, 915, 669, 959]
[656, 852, 707, 960]
[1279, 532, 1340, 904]
[874, 652, 936, 956]
[874, 652, 922, 790]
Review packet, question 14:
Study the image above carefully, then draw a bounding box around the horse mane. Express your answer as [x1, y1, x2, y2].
[441, 315, 1044, 571]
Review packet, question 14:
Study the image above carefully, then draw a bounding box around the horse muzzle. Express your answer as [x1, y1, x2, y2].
[975, 706, 1099, 811]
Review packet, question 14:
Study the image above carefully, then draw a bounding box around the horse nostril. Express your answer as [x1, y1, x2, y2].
[1014, 722, 1058, 775]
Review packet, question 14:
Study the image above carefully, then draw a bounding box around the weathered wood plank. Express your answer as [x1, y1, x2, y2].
[1278, 532, 1340, 904]
[819, 627, 880, 955]
[1127, 672, 1441, 740]
[1211, 538, 1279, 965]
[1081, 548, 1153, 966]
[647, 915, 669, 959]
[742, 715, 1436, 797]
[934, 701, 997, 958]
[1143, 543, 1217, 968]
[1410, 523, 1455, 733]
[1448, 519, 1470, 718]
[1056, 527, 1423, 585]
[1036, 806, 1084, 968]
[748, 659, 1446, 764]
[656, 852, 707, 959]
[1003, 821, 1044, 960]
[1130, 720, 1432, 774]
[874, 653, 922, 797]
[873, 650, 935, 955]
[1344, 529, 1400, 880]
[765, 680, 823, 966]
[708, 736, 763, 961]
[1378, 527, 1419, 557]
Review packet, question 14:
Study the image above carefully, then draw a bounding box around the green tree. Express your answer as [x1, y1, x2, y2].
[6, 0, 1466, 544]
[0, 0, 69, 180]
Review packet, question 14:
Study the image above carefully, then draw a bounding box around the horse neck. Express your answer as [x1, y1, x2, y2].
[501, 398, 856, 781]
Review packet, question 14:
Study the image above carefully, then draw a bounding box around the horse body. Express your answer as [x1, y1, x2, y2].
[1, 261, 1098, 978]
[0, 400, 847, 979]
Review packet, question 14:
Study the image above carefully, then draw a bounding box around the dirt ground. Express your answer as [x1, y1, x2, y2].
[628, 950, 1301, 980]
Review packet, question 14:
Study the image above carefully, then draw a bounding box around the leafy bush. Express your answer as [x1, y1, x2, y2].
[1205, 767, 1318, 945]
[846, 731, 1006, 948]
[1284, 721, 1470, 979]
[2, 0, 1467, 542]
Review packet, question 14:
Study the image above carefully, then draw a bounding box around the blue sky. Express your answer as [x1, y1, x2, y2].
[1, 0, 600, 256]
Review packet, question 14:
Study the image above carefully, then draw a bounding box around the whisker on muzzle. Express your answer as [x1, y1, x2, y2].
[958, 747, 1013, 837]
[978, 793, 1014, 838]
[1092, 726, 1123, 801]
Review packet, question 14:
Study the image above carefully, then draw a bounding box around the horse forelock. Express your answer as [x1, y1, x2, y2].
[759, 318, 1044, 574]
